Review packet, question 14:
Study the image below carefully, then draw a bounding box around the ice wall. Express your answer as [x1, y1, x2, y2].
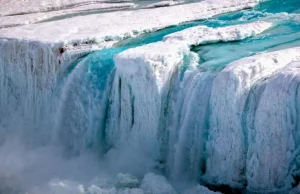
[106, 41, 193, 160]
[0, 39, 57, 135]
[110, 42, 300, 192]
[205, 47, 300, 189]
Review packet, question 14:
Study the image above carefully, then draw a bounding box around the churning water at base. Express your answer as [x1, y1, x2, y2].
[1, 0, 300, 193]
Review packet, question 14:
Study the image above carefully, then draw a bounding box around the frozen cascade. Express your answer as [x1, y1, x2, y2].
[0, 39, 58, 144]
[1, 0, 300, 192]
[205, 48, 300, 189]
[247, 61, 300, 191]
[53, 48, 120, 153]
[106, 42, 193, 160]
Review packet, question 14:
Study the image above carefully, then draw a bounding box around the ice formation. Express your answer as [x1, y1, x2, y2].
[1, 0, 300, 193]
[163, 21, 273, 47]
[0, 0, 259, 48]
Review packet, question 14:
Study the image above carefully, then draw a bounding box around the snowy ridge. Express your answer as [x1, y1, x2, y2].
[163, 21, 273, 47]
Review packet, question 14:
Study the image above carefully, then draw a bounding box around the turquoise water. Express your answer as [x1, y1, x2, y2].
[193, 0, 300, 72]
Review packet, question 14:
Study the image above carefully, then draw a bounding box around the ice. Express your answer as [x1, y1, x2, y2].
[115, 173, 139, 189]
[204, 47, 300, 188]
[184, 185, 222, 194]
[106, 41, 192, 158]
[0, 3, 136, 29]
[0, 0, 260, 49]
[0, 0, 127, 16]
[164, 21, 272, 47]
[140, 173, 177, 194]
[1, 0, 300, 193]
[246, 61, 300, 191]
[145, 1, 180, 8]
[0, 39, 57, 131]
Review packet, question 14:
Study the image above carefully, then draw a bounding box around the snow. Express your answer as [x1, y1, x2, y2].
[0, 0, 260, 49]
[164, 21, 273, 47]
[246, 61, 300, 191]
[145, 1, 180, 8]
[2, 0, 300, 193]
[0, 2, 136, 29]
[0, 0, 123, 16]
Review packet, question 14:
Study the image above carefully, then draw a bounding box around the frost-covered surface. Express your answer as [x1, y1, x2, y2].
[112, 40, 300, 191]
[0, 0, 259, 48]
[0, 0, 132, 16]
[164, 21, 273, 47]
[205, 47, 300, 189]
[0, 2, 136, 29]
[145, 1, 180, 8]
[107, 41, 191, 157]
[1, 0, 300, 193]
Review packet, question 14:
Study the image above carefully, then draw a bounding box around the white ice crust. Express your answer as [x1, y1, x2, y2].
[145, 1, 180, 8]
[164, 21, 273, 47]
[0, 0, 260, 48]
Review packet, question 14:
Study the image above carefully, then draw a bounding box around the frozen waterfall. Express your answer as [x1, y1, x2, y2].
[1, 0, 300, 193]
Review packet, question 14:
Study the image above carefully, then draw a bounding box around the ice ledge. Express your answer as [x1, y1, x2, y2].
[164, 21, 273, 47]
[0, 0, 260, 48]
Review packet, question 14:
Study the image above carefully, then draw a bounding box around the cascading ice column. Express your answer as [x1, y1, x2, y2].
[204, 47, 300, 188]
[247, 60, 300, 191]
[0, 39, 57, 138]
